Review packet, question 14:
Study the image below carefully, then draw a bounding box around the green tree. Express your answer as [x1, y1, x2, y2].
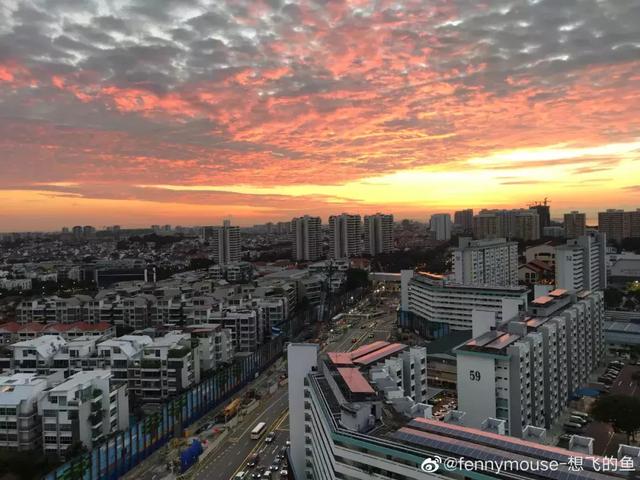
[344, 268, 369, 291]
[604, 287, 624, 309]
[591, 394, 640, 442]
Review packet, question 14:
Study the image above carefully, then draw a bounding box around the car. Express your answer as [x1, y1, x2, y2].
[279, 446, 287, 455]
[351, 338, 357, 343]
[247, 453, 260, 468]
[261, 472, 272, 479]
[251, 474, 261, 479]
[270, 464, 280, 471]
[368, 333, 374, 338]
[571, 411, 591, 421]
[265, 432, 276, 443]
[285, 440, 290, 447]
[569, 416, 587, 425]
[195, 421, 213, 434]
[279, 470, 288, 478]
[235, 472, 247, 480]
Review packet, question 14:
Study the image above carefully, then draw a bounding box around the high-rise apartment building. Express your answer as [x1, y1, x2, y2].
[598, 208, 640, 243]
[329, 213, 362, 259]
[291, 215, 322, 261]
[453, 208, 474, 232]
[429, 213, 452, 241]
[363, 213, 393, 255]
[564, 211, 586, 239]
[456, 289, 604, 437]
[400, 270, 529, 334]
[529, 203, 551, 237]
[473, 209, 540, 241]
[555, 232, 607, 291]
[453, 237, 518, 287]
[201, 220, 241, 265]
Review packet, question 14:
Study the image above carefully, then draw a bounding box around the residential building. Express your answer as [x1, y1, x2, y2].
[524, 242, 558, 267]
[184, 325, 233, 371]
[288, 338, 619, 480]
[209, 309, 263, 354]
[429, 213, 452, 241]
[473, 209, 540, 241]
[555, 232, 607, 291]
[564, 211, 586, 239]
[128, 333, 200, 404]
[96, 335, 152, 383]
[291, 215, 322, 261]
[363, 213, 394, 255]
[529, 203, 551, 237]
[0, 373, 49, 451]
[452, 237, 518, 287]
[456, 289, 604, 437]
[598, 208, 640, 243]
[201, 220, 241, 264]
[518, 260, 554, 284]
[453, 208, 474, 233]
[10, 336, 67, 375]
[400, 270, 529, 335]
[329, 213, 362, 259]
[39, 370, 129, 455]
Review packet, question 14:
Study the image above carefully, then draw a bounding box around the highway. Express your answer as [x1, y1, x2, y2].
[193, 386, 289, 480]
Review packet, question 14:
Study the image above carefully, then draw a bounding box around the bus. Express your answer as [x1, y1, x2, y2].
[251, 422, 267, 440]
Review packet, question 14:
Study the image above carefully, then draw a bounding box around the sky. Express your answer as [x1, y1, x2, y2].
[0, 0, 639, 231]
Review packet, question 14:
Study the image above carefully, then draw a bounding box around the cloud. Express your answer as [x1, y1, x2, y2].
[0, 0, 638, 228]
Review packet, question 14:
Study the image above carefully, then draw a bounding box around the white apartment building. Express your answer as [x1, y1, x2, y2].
[17, 296, 85, 324]
[11, 335, 67, 375]
[201, 220, 241, 265]
[363, 213, 394, 255]
[128, 333, 200, 404]
[400, 270, 529, 335]
[456, 289, 604, 437]
[291, 215, 323, 261]
[184, 325, 234, 371]
[429, 213, 452, 241]
[452, 237, 518, 287]
[209, 309, 263, 354]
[564, 211, 586, 239]
[524, 242, 557, 266]
[555, 232, 607, 291]
[39, 370, 129, 455]
[329, 213, 362, 259]
[97, 335, 153, 383]
[0, 373, 49, 451]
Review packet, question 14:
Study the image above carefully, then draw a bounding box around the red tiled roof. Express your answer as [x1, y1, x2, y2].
[327, 352, 353, 365]
[349, 341, 389, 360]
[20, 322, 46, 332]
[353, 343, 406, 366]
[337, 367, 375, 394]
[0, 322, 21, 333]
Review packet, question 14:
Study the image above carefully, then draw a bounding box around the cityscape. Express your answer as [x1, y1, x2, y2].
[1, 1, 640, 480]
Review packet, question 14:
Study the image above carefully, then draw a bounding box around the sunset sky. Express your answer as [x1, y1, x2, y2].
[1, 0, 639, 231]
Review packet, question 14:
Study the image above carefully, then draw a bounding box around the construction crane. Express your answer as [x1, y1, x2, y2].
[528, 197, 550, 208]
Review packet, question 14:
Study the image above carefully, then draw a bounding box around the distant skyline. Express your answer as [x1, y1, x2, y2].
[1, 0, 639, 231]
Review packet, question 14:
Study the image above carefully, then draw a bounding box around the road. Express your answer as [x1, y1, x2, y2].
[193, 386, 289, 480]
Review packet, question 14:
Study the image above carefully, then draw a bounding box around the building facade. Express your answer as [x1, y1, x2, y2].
[400, 270, 529, 334]
[564, 211, 586, 239]
[363, 213, 393, 256]
[329, 213, 362, 259]
[429, 213, 452, 241]
[291, 215, 323, 262]
[452, 237, 518, 287]
[201, 220, 241, 265]
[555, 232, 607, 291]
[456, 289, 604, 437]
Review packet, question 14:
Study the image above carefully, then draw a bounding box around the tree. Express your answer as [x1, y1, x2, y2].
[344, 268, 369, 291]
[591, 394, 640, 442]
[604, 288, 624, 309]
